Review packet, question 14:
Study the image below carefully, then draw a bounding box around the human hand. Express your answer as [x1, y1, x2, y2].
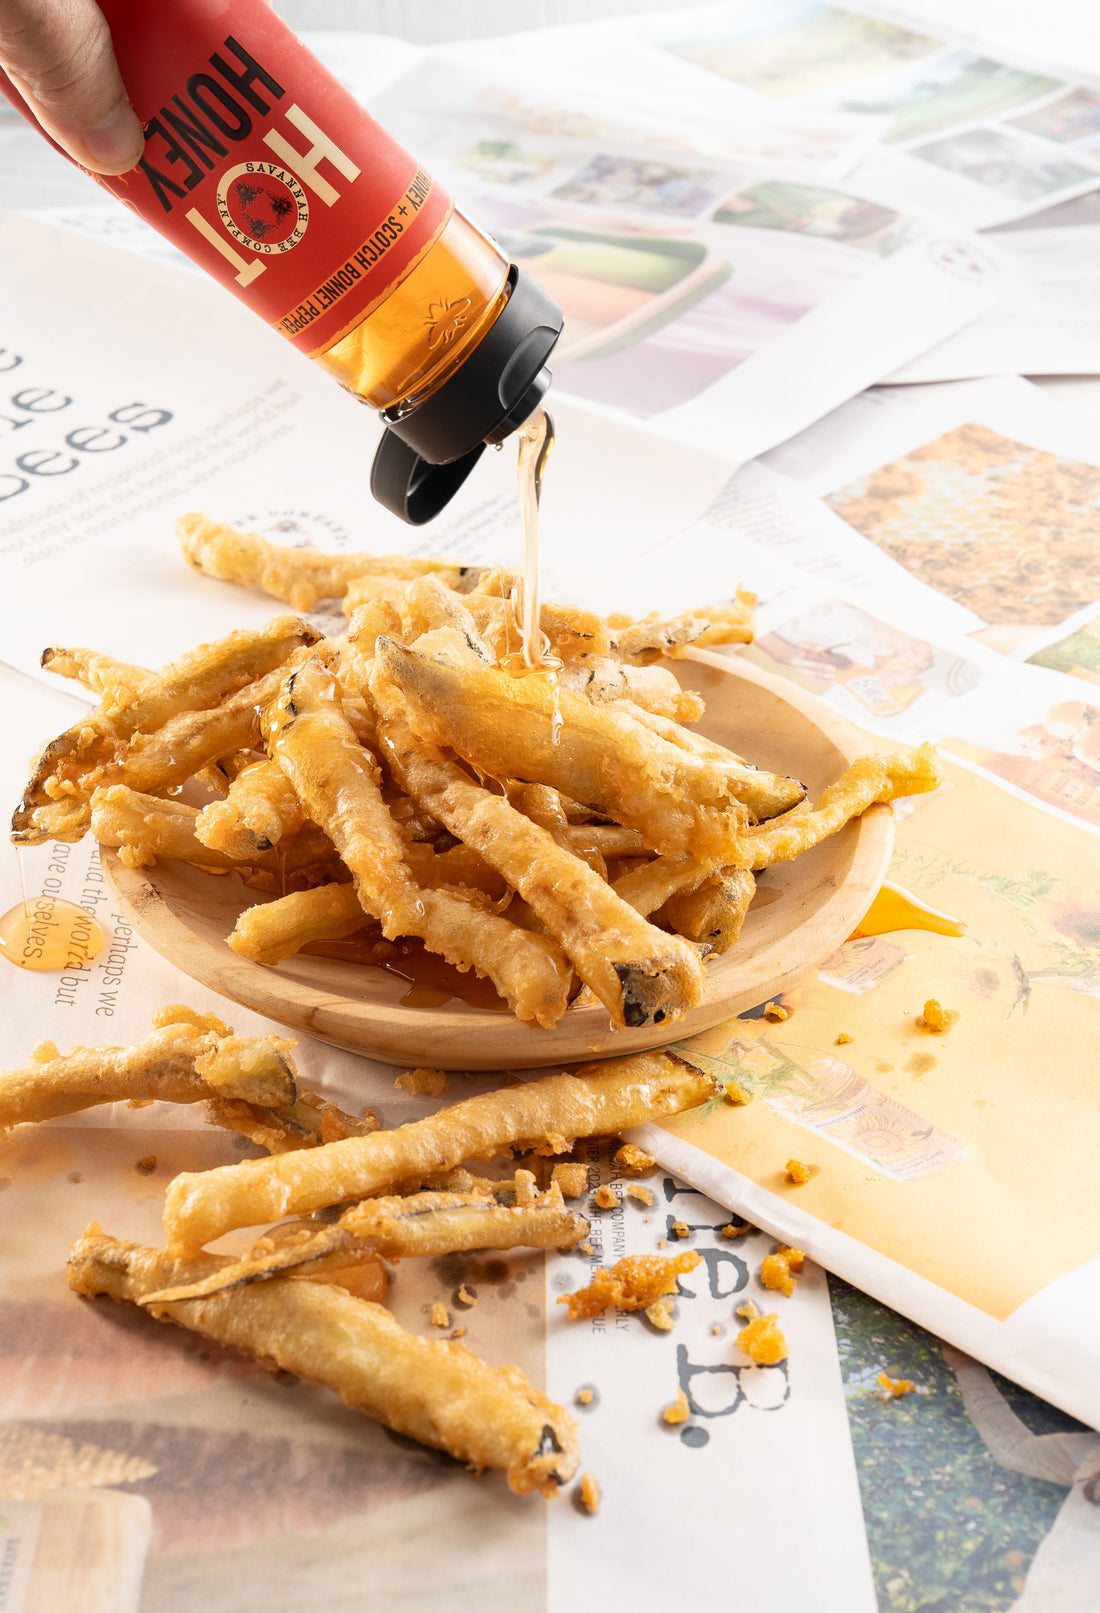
[0, 0, 143, 174]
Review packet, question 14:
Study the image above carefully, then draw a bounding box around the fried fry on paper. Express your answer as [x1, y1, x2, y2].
[165, 1052, 716, 1252]
[145, 1185, 588, 1303]
[68, 1227, 578, 1496]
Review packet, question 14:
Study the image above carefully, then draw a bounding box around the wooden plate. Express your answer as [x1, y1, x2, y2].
[104, 649, 894, 1070]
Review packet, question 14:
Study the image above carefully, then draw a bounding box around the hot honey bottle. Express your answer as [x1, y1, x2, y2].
[0, 0, 562, 523]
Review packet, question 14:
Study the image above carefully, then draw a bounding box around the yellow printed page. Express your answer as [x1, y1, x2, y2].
[665, 760, 1100, 1320]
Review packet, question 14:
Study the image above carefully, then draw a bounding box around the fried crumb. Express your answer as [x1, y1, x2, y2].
[661, 1388, 690, 1425]
[645, 1299, 675, 1331]
[656, 1238, 667, 1249]
[551, 1163, 588, 1198]
[878, 1371, 916, 1398]
[786, 1158, 820, 1185]
[720, 1221, 752, 1239]
[429, 1302, 450, 1328]
[737, 1311, 787, 1365]
[593, 1185, 619, 1210]
[723, 1081, 752, 1105]
[67, 1171, 82, 1184]
[577, 1388, 594, 1406]
[919, 998, 959, 1033]
[626, 1183, 654, 1206]
[670, 1220, 691, 1239]
[450, 1325, 466, 1339]
[835, 1032, 853, 1045]
[558, 1251, 701, 1321]
[760, 1245, 806, 1298]
[737, 1300, 760, 1322]
[578, 1242, 594, 1256]
[30, 1040, 59, 1064]
[762, 1001, 788, 1022]
[578, 1473, 600, 1514]
[614, 1143, 658, 1177]
[455, 1284, 477, 1307]
[134, 1155, 157, 1176]
[394, 1067, 449, 1097]
[711, 1324, 722, 1336]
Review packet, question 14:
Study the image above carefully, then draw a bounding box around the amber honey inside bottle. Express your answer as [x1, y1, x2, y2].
[316, 212, 511, 412]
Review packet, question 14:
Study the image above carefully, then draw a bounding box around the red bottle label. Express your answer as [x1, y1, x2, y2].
[93, 0, 453, 357]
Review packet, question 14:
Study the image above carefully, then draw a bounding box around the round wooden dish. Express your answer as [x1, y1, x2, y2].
[104, 649, 894, 1070]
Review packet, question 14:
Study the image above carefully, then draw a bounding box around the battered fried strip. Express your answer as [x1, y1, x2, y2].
[144, 1186, 588, 1303]
[90, 786, 333, 874]
[14, 650, 317, 846]
[40, 646, 152, 696]
[164, 1052, 715, 1252]
[690, 595, 756, 647]
[194, 759, 306, 857]
[557, 658, 705, 723]
[401, 575, 493, 659]
[611, 853, 712, 918]
[735, 744, 943, 870]
[463, 589, 614, 663]
[609, 613, 710, 663]
[376, 702, 705, 1028]
[262, 659, 571, 1026]
[178, 512, 479, 610]
[0, 1008, 297, 1129]
[518, 783, 607, 878]
[372, 639, 802, 860]
[204, 1090, 378, 1154]
[68, 1228, 579, 1497]
[229, 882, 365, 966]
[661, 867, 755, 953]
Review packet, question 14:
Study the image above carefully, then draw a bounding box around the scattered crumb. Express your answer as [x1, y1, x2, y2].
[429, 1303, 450, 1329]
[878, 1371, 916, 1399]
[760, 1245, 806, 1298]
[30, 1040, 59, 1064]
[919, 998, 959, 1033]
[711, 1324, 722, 1336]
[455, 1284, 477, 1308]
[578, 1242, 594, 1256]
[134, 1155, 157, 1176]
[723, 1081, 752, 1105]
[578, 1473, 600, 1514]
[450, 1326, 466, 1339]
[577, 1387, 594, 1406]
[661, 1389, 690, 1426]
[737, 1300, 760, 1322]
[558, 1251, 701, 1321]
[551, 1163, 587, 1198]
[762, 1001, 788, 1022]
[720, 1221, 752, 1239]
[593, 1185, 619, 1210]
[786, 1158, 821, 1186]
[835, 1032, 853, 1045]
[614, 1144, 658, 1177]
[395, 1067, 449, 1097]
[737, 1311, 788, 1365]
[626, 1183, 654, 1206]
[67, 1171, 82, 1184]
[645, 1299, 675, 1331]
[670, 1220, 691, 1239]
[656, 1238, 666, 1249]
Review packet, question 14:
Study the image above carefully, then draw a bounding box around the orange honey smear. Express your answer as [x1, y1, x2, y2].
[850, 880, 966, 940]
[0, 897, 106, 972]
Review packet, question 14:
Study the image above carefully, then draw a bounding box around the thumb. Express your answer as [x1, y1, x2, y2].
[0, 0, 144, 174]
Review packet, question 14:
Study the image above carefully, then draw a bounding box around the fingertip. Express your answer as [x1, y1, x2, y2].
[78, 100, 144, 174]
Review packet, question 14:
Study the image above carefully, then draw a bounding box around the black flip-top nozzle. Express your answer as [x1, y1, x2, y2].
[370, 265, 563, 525]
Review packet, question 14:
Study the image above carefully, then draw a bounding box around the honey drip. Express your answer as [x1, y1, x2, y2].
[515, 405, 554, 671]
[301, 932, 510, 1013]
[849, 881, 966, 941]
[0, 887, 106, 973]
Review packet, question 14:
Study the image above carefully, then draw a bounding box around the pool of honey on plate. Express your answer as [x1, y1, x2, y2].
[301, 930, 511, 1012]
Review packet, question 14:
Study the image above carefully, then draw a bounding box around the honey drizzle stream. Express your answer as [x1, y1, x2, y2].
[515, 406, 554, 671]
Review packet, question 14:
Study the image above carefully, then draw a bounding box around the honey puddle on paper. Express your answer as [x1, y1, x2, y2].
[0, 897, 106, 973]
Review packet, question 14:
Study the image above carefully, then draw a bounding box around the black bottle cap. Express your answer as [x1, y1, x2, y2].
[369, 264, 562, 525]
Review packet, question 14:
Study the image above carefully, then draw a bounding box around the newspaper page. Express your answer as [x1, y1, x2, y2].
[483, 0, 1100, 230]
